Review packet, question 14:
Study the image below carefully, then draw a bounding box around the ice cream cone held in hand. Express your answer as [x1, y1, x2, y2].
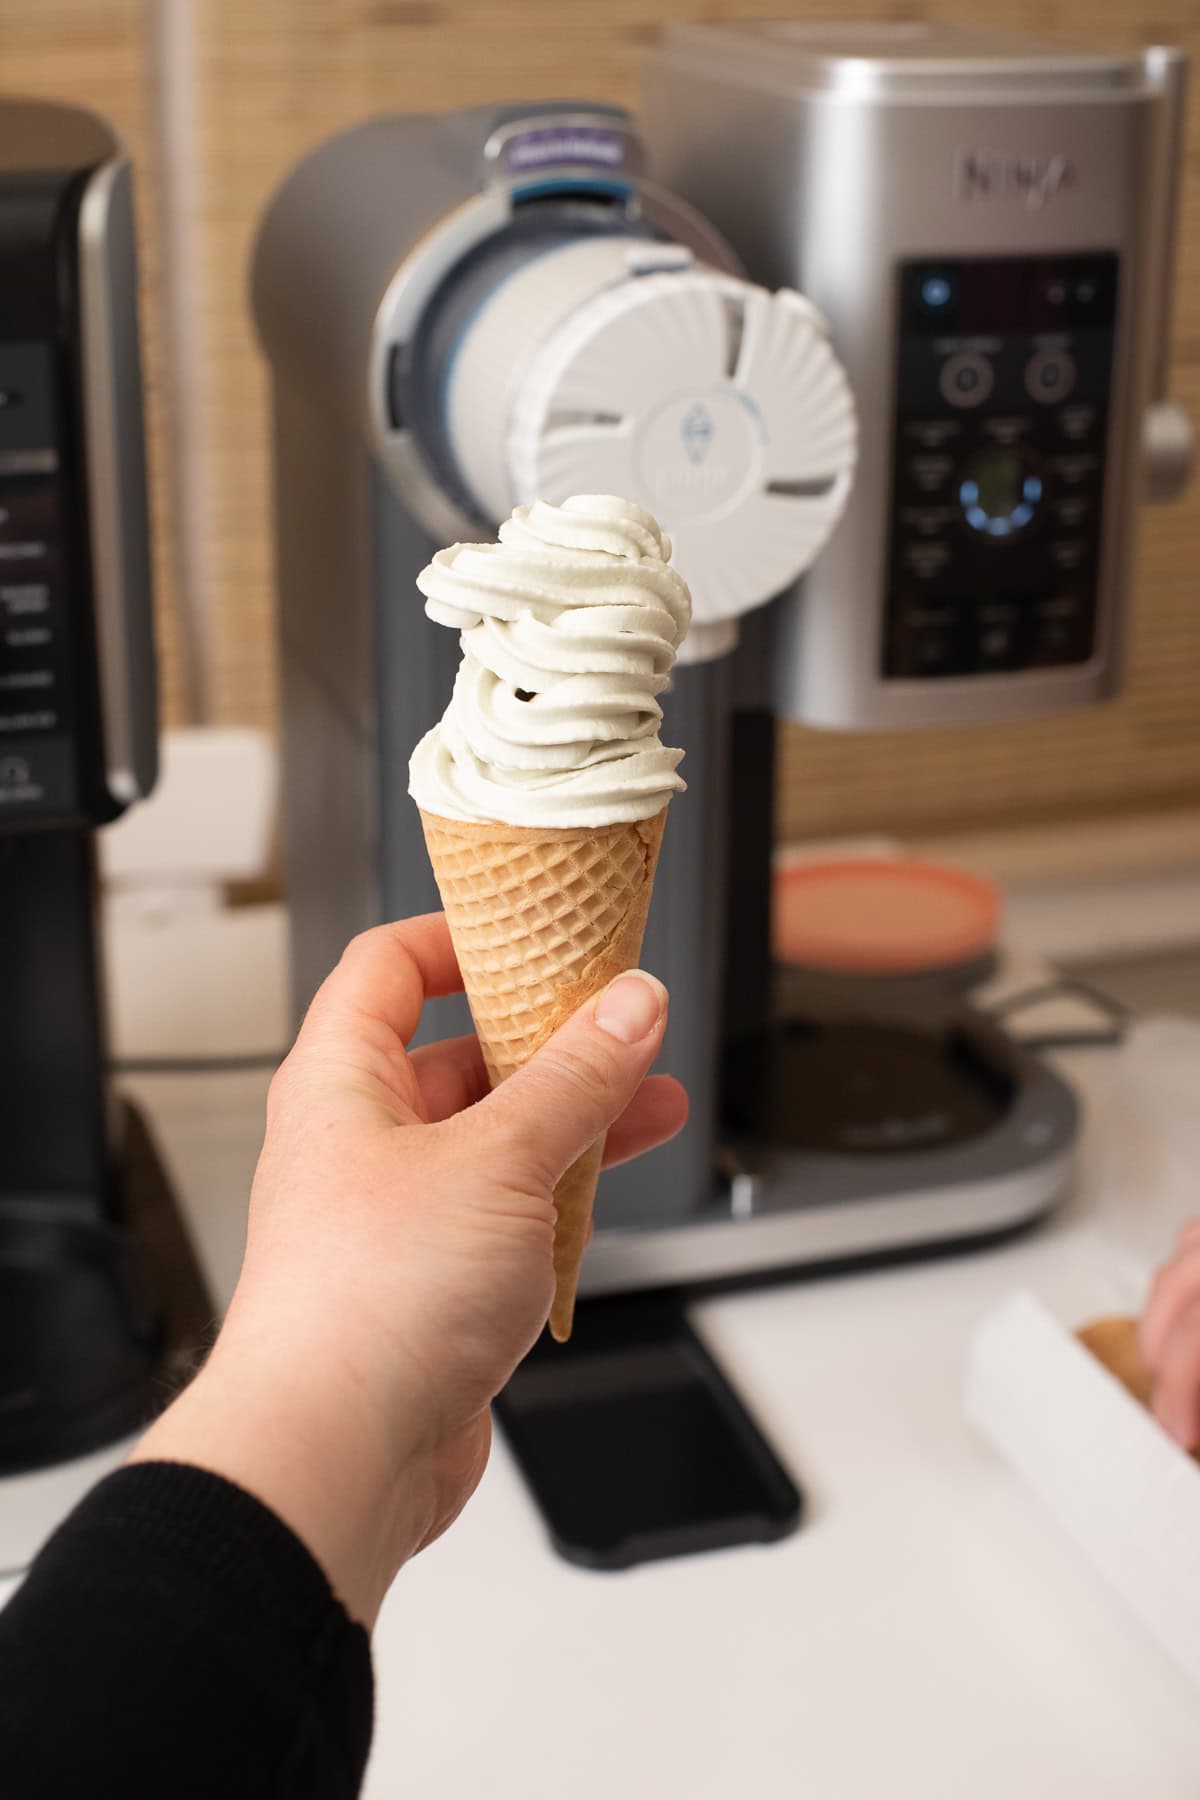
[408, 496, 690, 1339]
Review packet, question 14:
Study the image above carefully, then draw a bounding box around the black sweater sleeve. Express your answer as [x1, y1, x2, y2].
[0, 1461, 374, 1800]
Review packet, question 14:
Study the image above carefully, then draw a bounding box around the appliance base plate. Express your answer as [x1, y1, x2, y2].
[583, 1015, 1078, 1295]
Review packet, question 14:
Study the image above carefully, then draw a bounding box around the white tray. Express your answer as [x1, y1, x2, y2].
[966, 1290, 1200, 1689]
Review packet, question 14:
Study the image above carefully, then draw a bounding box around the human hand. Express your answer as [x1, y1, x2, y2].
[130, 914, 686, 1623]
[1140, 1219, 1200, 1452]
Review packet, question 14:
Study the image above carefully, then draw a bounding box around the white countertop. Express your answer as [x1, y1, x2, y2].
[64, 1043, 1200, 1792]
[363, 1052, 1200, 1799]
[6, 890, 1200, 1793]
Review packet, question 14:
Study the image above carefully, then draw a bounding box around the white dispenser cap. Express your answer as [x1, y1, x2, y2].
[444, 238, 857, 661]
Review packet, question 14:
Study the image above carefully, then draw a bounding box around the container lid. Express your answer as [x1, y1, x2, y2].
[772, 856, 1001, 975]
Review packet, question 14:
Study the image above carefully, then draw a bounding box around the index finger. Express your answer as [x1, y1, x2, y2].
[304, 913, 463, 1046]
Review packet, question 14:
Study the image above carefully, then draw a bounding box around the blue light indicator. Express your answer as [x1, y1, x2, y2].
[921, 275, 953, 309]
[959, 467, 1042, 536]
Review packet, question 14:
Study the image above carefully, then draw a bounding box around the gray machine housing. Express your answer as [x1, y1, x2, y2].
[254, 107, 750, 1279]
[253, 32, 1187, 1295]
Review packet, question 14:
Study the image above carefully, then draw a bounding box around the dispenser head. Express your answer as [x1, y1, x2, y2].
[442, 236, 857, 661]
[294, 107, 861, 663]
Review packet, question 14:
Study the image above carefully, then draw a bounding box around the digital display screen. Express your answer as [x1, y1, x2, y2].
[902, 254, 1119, 336]
[970, 448, 1023, 513]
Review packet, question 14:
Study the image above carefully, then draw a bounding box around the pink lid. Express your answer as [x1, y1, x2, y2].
[772, 858, 1001, 975]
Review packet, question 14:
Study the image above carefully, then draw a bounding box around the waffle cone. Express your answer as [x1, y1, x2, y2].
[418, 806, 668, 1340]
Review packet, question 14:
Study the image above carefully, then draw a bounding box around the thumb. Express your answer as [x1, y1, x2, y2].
[473, 970, 669, 1190]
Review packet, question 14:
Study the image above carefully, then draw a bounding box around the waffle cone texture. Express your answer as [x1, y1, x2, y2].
[419, 806, 667, 1340]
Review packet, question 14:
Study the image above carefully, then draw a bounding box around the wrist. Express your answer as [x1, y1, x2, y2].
[129, 1328, 432, 1626]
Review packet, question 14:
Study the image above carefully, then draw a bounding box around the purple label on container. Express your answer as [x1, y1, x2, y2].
[502, 125, 628, 176]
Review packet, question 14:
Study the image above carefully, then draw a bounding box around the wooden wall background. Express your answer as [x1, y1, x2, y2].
[0, 1, 186, 723]
[5, 0, 1200, 843]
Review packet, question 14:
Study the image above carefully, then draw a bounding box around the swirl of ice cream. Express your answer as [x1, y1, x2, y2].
[408, 496, 690, 827]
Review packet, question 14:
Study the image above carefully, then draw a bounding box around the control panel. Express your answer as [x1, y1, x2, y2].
[0, 341, 83, 822]
[884, 253, 1118, 682]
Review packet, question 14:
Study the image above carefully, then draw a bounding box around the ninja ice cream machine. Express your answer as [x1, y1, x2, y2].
[253, 24, 1192, 1299]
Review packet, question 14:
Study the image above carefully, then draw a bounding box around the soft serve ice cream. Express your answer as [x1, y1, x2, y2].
[408, 495, 689, 827]
[409, 494, 689, 1341]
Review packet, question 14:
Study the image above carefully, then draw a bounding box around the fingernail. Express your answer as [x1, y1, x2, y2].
[594, 971, 667, 1044]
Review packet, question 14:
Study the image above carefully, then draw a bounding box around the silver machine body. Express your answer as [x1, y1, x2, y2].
[253, 26, 1189, 1296]
[645, 23, 1191, 728]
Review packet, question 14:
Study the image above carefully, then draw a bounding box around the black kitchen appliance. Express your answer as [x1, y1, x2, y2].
[0, 102, 210, 1476]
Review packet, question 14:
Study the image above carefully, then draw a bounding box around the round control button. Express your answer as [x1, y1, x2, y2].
[1025, 348, 1076, 404]
[958, 446, 1043, 539]
[939, 351, 994, 410]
